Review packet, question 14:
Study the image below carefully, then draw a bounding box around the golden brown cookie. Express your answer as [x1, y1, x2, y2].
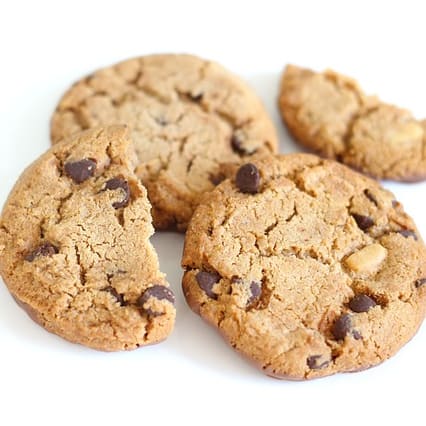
[279, 65, 426, 181]
[181, 153, 426, 379]
[51, 54, 278, 230]
[0, 126, 175, 351]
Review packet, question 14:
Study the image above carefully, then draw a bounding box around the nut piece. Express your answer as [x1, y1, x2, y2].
[345, 243, 387, 273]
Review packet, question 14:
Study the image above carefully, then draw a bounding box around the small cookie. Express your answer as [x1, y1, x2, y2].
[279, 65, 426, 181]
[51, 54, 278, 230]
[0, 126, 176, 351]
[181, 153, 426, 379]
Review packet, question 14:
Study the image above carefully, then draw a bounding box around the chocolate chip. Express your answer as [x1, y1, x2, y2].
[210, 172, 226, 186]
[105, 286, 126, 306]
[352, 330, 362, 340]
[349, 294, 377, 313]
[64, 159, 96, 183]
[232, 278, 262, 306]
[332, 314, 352, 340]
[235, 163, 260, 194]
[415, 278, 426, 288]
[332, 314, 362, 340]
[307, 355, 329, 370]
[190, 93, 203, 102]
[141, 285, 175, 304]
[196, 271, 221, 299]
[25, 242, 58, 262]
[352, 214, 374, 231]
[398, 229, 418, 240]
[231, 276, 242, 285]
[248, 281, 262, 305]
[364, 189, 378, 206]
[137, 285, 175, 316]
[104, 177, 130, 208]
[231, 135, 249, 155]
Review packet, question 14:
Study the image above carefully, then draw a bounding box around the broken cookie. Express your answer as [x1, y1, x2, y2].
[279, 65, 426, 181]
[0, 126, 175, 351]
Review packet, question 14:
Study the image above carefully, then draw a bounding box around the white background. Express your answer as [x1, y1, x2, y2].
[0, 1, 425, 425]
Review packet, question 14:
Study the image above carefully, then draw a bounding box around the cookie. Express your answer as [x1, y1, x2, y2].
[279, 65, 426, 181]
[0, 126, 176, 351]
[51, 54, 278, 230]
[181, 153, 426, 379]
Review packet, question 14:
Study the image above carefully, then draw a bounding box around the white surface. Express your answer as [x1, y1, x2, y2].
[1, 1, 425, 425]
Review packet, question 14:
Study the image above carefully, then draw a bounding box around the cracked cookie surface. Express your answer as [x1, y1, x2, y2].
[181, 153, 426, 379]
[51, 54, 278, 230]
[0, 126, 175, 351]
[279, 65, 426, 181]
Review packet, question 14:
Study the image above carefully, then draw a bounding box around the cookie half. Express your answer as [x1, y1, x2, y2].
[182, 153, 426, 379]
[0, 126, 175, 351]
[51, 54, 278, 230]
[279, 65, 426, 181]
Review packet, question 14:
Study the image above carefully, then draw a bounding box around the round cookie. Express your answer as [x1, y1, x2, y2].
[181, 153, 426, 379]
[279, 64, 426, 181]
[51, 54, 278, 230]
[0, 126, 176, 351]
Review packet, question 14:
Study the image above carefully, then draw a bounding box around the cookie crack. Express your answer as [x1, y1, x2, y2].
[74, 244, 87, 286]
[340, 105, 381, 156]
[324, 71, 365, 106]
[55, 59, 274, 162]
[55, 192, 73, 220]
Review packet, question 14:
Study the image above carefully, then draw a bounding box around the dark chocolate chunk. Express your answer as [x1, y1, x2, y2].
[105, 286, 126, 306]
[349, 294, 377, 313]
[332, 314, 352, 340]
[307, 355, 329, 370]
[137, 285, 175, 316]
[248, 281, 262, 305]
[352, 214, 374, 231]
[25, 242, 58, 262]
[196, 271, 221, 299]
[415, 278, 426, 288]
[235, 163, 260, 194]
[364, 189, 378, 206]
[398, 229, 418, 241]
[64, 159, 96, 183]
[104, 177, 130, 208]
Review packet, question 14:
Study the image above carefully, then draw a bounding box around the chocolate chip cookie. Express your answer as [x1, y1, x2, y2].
[182, 153, 426, 379]
[279, 65, 426, 181]
[51, 54, 278, 230]
[0, 126, 176, 351]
